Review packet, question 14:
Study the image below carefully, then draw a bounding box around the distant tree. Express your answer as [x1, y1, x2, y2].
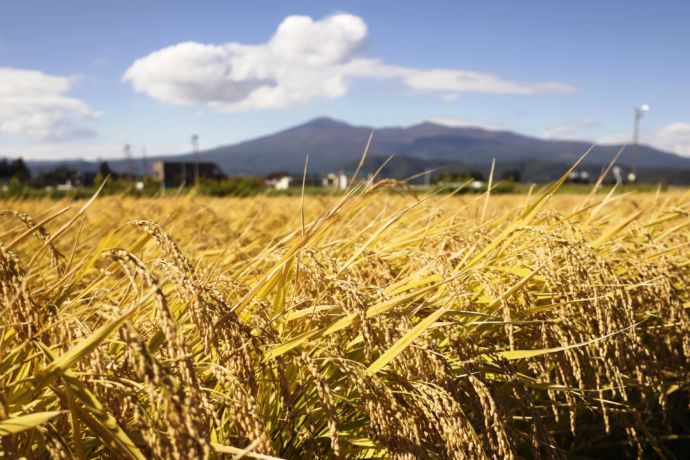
[99, 161, 115, 178]
[436, 171, 459, 183]
[12, 158, 31, 182]
[7, 176, 22, 194]
[32, 166, 79, 187]
[93, 173, 105, 187]
[501, 169, 521, 183]
[0, 157, 31, 183]
[467, 171, 484, 181]
[0, 159, 10, 180]
[435, 170, 485, 184]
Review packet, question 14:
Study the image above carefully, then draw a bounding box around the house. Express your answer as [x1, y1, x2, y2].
[274, 176, 292, 190]
[151, 161, 225, 187]
[322, 169, 348, 189]
[470, 180, 485, 190]
[265, 171, 293, 190]
[568, 170, 591, 184]
[56, 180, 75, 191]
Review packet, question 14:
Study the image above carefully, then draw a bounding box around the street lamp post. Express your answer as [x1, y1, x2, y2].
[629, 104, 649, 183]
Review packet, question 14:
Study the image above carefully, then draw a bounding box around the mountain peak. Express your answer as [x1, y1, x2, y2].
[412, 120, 447, 128]
[411, 119, 495, 131]
[302, 117, 352, 129]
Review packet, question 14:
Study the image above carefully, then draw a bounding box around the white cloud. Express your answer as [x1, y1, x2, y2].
[415, 117, 500, 130]
[123, 13, 574, 112]
[655, 123, 690, 156]
[599, 122, 690, 157]
[0, 142, 120, 161]
[0, 67, 100, 141]
[597, 133, 629, 144]
[543, 118, 599, 139]
[268, 14, 367, 66]
[400, 68, 572, 94]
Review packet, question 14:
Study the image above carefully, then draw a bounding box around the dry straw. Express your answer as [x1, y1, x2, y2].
[0, 165, 688, 458]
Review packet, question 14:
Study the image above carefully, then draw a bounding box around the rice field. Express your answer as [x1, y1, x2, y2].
[1, 175, 689, 458]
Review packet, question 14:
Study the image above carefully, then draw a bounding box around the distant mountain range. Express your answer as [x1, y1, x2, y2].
[22, 117, 690, 183]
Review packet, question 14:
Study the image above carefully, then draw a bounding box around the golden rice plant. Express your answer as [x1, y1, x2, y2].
[0, 168, 688, 459]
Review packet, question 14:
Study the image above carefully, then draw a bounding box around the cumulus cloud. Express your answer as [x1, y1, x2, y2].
[123, 13, 574, 112]
[268, 14, 367, 66]
[543, 118, 599, 139]
[0, 67, 100, 141]
[600, 122, 690, 157]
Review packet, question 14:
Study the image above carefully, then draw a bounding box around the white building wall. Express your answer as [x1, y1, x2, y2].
[275, 176, 292, 190]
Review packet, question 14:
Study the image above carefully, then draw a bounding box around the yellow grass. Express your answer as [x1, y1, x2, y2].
[1, 183, 689, 458]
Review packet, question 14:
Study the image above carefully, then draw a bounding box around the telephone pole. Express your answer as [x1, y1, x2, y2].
[192, 134, 200, 185]
[124, 144, 132, 181]
[142, 146, 148, 177]
[630, 104, 649, 183]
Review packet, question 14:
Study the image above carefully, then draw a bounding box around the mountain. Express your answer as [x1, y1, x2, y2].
[27, 159, 100, 175]
[22, 117, 690, 183]
[160, 117, 690, 179]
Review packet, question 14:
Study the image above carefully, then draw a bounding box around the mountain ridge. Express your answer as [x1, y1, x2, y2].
[18, 117, 690, 183]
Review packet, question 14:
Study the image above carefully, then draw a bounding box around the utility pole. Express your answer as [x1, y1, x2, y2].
[124, 144, 132, 181]
[630, 104, 649, 183]
[142, 146, 148, 178]
[192, 134, 200, 186]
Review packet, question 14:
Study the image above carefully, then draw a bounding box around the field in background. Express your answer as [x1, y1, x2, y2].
[3, 172, 685, 200]
[1, 180, 689, 458]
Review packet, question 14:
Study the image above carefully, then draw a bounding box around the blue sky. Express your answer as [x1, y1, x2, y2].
[1, 0, 689, 159]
